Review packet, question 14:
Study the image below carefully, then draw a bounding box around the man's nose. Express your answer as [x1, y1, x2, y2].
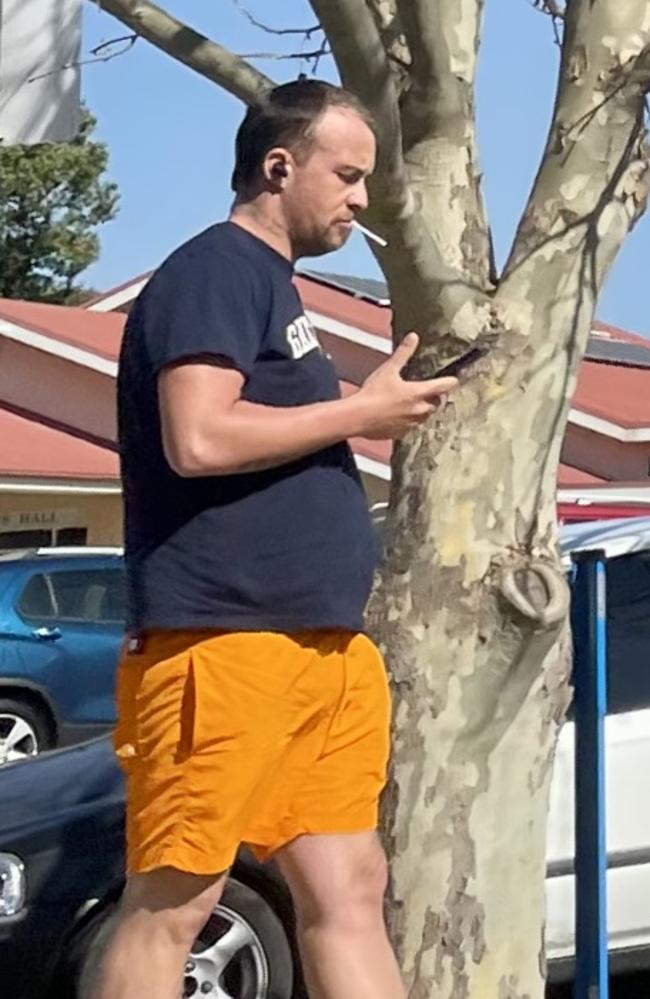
[348, 180, 369, 213]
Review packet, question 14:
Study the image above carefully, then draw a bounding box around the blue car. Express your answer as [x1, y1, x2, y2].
[0, 549, 125, 765]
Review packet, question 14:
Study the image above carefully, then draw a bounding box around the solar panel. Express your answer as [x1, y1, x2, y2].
[301, 270, 389, 304]
[586, 338, 650, 368]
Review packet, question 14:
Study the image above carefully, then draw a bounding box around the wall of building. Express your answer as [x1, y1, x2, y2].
[0, 491, 123, 547]
[562, 424, 650, 481]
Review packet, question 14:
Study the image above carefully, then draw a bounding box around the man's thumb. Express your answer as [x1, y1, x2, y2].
[391, 331, 419, 369]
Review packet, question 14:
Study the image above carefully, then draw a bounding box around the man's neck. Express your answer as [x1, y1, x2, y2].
[229, 202, 295, 262]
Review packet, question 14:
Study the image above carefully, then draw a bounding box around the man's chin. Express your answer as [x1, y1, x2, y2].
[312, 231, 350, 256]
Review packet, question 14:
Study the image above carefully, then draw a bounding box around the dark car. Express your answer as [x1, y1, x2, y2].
[0, 736, 300, 999]
[0, 549, 125, 765]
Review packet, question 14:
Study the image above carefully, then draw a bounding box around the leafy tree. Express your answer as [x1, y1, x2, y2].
[0, 111, 118, 303]
[96, 2, 650, 996]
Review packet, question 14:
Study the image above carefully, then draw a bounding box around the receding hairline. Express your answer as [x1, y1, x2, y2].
[287, 105, 377, 162]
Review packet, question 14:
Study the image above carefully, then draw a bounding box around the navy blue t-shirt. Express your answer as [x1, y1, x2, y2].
[118, 222, 377, 633]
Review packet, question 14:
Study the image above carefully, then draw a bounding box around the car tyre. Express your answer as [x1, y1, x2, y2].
[60, 877, 295, 999]
[0, 696, 53, 765]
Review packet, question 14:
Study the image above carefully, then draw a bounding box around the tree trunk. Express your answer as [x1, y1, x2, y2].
[367, 293, 574, 998]
[362, 8, 650, 994]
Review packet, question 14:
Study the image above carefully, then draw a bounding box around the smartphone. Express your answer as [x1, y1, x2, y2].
[433, 345, 489, 379]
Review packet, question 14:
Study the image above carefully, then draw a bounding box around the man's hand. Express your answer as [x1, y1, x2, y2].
[356, 333, 459, 441]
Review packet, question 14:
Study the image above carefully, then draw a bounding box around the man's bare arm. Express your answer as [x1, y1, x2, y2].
[159, 333, 458, 477]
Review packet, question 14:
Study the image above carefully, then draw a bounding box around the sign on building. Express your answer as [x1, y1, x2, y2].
[0, 0, 82, 145]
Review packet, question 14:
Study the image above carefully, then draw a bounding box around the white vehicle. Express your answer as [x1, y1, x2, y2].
[548, 517, 650, 980]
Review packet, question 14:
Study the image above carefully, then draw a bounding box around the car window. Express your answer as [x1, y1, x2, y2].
[17, 573, 56, 619]
[18, 568, 126, 625]
[606, 551, 650, 715]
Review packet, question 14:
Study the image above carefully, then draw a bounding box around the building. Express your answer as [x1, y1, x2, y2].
[1, 269, 649, 548]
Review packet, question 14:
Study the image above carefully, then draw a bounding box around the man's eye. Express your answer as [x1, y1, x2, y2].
[338, 171, 361, 183]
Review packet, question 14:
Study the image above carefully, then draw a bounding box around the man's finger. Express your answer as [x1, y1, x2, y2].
[388, 331, 420, 370]
[414, 376, 459, 400]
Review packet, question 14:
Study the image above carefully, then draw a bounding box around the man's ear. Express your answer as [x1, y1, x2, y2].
[264, 149, 292, 186]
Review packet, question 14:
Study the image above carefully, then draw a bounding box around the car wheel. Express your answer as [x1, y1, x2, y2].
[67, 878, 295, 999]
[0, 697, 52, 765]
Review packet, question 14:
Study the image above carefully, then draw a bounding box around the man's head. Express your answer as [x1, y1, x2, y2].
[231, 79, 376, 257]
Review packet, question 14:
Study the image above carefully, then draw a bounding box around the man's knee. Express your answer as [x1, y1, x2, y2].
[120, 867, 226, 948]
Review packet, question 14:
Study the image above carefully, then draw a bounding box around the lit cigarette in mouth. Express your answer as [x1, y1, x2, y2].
[351, 220, 388, 247]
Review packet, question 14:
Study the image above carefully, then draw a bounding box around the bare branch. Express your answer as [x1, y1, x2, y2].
[231, 0, 320, 38]
[28, 34, 137, 82]
[97, 0, 273, 104]
[237, 45, 330, 63]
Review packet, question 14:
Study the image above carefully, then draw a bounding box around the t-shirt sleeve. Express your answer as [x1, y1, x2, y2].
[141, 248, 264, 376]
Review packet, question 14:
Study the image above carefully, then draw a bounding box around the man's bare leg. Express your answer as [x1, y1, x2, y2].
[276, 832, 405, 999]
[91, 867, 227, 999]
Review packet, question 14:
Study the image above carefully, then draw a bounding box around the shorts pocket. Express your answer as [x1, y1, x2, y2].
[113, 657, 143, 770]
[114, 641, 194, 768]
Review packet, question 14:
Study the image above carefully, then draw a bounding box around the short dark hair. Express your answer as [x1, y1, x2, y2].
[231, 79, 375, 194]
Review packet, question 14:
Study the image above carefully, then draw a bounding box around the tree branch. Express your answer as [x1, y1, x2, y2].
[501, 0, 650, 352]
[306, 0, 481, 337]
[97, 0, 273, 104]
[237, 45, 330, 63]
[28, 34, 138, 82]
[394, 0, 493, 288]
[231, 0, 320, 38]
[307, 0, 408, 216]
[364, 1, 411, 78]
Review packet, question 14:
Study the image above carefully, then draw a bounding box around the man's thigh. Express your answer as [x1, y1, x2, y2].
[274, 832, 389, 921]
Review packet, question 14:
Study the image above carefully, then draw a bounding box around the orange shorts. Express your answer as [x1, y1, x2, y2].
[113, 629, 391, 875]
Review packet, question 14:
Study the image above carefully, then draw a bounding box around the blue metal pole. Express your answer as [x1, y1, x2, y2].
[571, 550, 609, 999]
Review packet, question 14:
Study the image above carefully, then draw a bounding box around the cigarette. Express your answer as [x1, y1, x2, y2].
[351, 220, 388, 247]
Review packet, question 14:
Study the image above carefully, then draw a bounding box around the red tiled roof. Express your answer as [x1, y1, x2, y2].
[295, 275, 392, 338]
[0, 298, 124, 362]
[0, 404, 118, 479]
[574, 360, 650, 429]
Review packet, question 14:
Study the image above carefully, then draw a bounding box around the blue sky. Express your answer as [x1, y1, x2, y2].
[82, 1, 649, 337]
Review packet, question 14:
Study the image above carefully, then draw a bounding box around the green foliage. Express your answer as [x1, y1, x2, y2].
[0, 111, 119, 303]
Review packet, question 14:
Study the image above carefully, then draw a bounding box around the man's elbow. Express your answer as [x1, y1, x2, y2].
[164, 436, 235, 478]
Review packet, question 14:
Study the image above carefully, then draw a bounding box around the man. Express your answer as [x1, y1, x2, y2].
[97, 79, 457, 999]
